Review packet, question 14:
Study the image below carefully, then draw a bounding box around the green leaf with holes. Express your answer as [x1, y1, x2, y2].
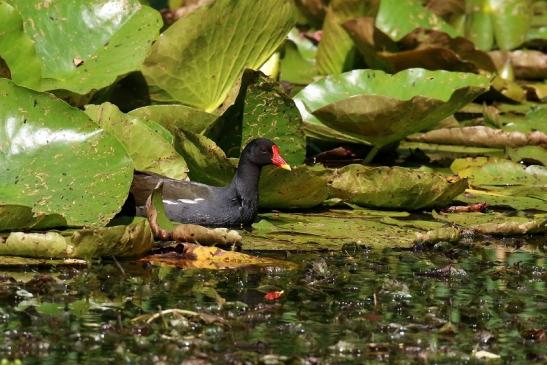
[375, 0, 458, 41]
[1, 0, 161, 94]
[328, 164, 468, 210]
[0, 79, 133, 227]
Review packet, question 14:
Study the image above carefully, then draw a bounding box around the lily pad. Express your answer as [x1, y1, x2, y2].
[0, 205, 66, 232]
[280, 30, 318, 85]
[239, 72, 306, 165]
[315, 0, 367, 75]
[0, 79, 133, 227]
[0, 218, 153, 259]
[141, 245, 295, 270]
[295, 69, 489, 157]
[328, 164, 468, 210]
[4, 0, 162, 94]
[433, 211, 546, 235]
[464, 0, 494, 51]
[489, 0, 532, 50]
[452, 158, 547, 187]
[507, 146, 547, 166]
[407, 126, 547, 148]
[245, 210, 460, 250]
[259, 165, 330, 209]
[0, 1, 41, 89]
[398, 141, 505, 161]
[141, 0, 295, 111]
[168, 129, 235, 186]
[451, 158, 547, 211]
[209, 71, 306, 165]
[375, 0, 458, 41]
[129, 105, 218, 135]
[85, 102, 188, 180]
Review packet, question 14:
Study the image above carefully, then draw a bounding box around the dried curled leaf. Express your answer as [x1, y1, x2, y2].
[407, 126, 547, 148]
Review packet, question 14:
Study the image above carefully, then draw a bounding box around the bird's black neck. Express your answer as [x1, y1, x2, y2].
[231, 156, 262, 201]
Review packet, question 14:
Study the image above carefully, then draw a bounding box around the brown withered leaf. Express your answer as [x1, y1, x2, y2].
[490, 50, 547, 80]
[407, 126, 547, 148]
[344, 20, 495, 73]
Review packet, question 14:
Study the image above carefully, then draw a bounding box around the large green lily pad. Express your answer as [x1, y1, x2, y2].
[451, 158, 547, 211]
[0, 79, 133, 227]
[239, 72, 306, 165]
[280, 30, 318, 85]
[245, 210, 460, 250]
[0, 218, 153, 259]
[85, 103, 188, 180]
[259, 165, 330, 209]
[141, 0, 295, 111]
[328, 164, 468, 210]
[3, 0, 161, 94]
[295, 69, 489, 151]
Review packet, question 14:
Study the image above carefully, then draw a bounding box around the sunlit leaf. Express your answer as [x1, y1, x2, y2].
[316, 0, 367, 75]
[4, 0, 162, 94]
[0, 218, 153, 259]
[295, 69, 489, 153]
[0, 79, 133, 227]
[141, 0, 295, 111]
[85, 103, 188, 180]
[328, 164, 468, 209]
[376, 0, 458, 41]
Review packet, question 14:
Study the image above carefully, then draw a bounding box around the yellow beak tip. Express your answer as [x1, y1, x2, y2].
[280, 163, 292, 171]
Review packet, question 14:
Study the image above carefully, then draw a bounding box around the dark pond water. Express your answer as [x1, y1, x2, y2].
[0, 239, 545, 364]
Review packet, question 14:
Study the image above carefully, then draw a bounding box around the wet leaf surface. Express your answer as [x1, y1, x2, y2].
[129, 105, 218, 135]
[0, 205, 66, 232]
[0, 79, 133, 227]
[451, 158, 547, 211]
[4, 0, 161, 94]
[259, 165, 330, 209]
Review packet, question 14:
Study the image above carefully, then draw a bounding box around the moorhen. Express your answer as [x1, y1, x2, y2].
[129, 138, 291, 227]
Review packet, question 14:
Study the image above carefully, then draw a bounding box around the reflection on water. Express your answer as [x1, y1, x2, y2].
[0, 241, 544, 364]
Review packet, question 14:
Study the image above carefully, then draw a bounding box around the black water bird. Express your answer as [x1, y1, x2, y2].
[129, 138, 291, 227]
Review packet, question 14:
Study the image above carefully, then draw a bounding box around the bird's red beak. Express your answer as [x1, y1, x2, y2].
[271, 145, 291, 171]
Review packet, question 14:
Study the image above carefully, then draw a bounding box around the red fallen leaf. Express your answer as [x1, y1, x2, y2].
[264, 290, 284, 301]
